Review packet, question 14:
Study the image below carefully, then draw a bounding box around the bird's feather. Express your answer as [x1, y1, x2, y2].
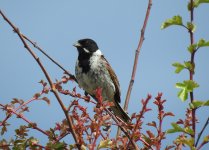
[101, 55, 121, 103]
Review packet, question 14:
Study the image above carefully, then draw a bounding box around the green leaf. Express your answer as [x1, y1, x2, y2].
[172, 62, 194, 74]
[188, 44, 197, 53]
[53, 142, 66, 149]
[13, 139, 27, 150]
[203, 135, 209, 142]
[47, 142, 66, 150]
[176, 137, 195, 149]
[184, 127, 194, 135]
[188, 0, 209, 10]
[176, 80, 199, 101]
[28, 137, 39, 148]
[189, 100, 209, 109]
[177, 88, 188, 102]
[172, 63, 185, 73]
[194, 0, 209, 7]
[197, 38, 209, 47]
[167, 123, 184, 134]
[184, 61, 193, 70]
[161, 15, 183, 29]
[97, 139, 113, 150]
[187, 22, 196, 32]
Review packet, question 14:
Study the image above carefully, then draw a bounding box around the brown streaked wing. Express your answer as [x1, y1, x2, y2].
[101, 55, 121, 103]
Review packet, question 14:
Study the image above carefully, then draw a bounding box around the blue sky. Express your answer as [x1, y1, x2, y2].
[1, 0, 209, 149]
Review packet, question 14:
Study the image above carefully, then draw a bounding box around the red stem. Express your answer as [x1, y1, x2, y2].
[0, 104, 48, 136]
[124, 0, 152, 111]
[104, 108, 140, 150]
[127, 95, 152, 149]
[117, 0, 152, 140]
[0, 93, 41, 126]
[0, 10, 81, 150]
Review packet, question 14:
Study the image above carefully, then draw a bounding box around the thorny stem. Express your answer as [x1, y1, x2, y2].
[127, 95, 153, 149]
[189, 0, 196, 143]
[0, 10, 81, 150]
[91, 118, 102, 150]
[156, 112, 163, 150]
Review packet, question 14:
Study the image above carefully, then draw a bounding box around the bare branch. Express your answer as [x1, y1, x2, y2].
[117, 0, 153, 139]
[22, 35, 77, 82]
[124, 0, 152, 111]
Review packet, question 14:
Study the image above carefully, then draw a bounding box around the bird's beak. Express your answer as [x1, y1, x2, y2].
[73, 42, 81, 48]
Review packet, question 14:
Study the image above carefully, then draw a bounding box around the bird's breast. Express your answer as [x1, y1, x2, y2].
[75, 56, 115, 101]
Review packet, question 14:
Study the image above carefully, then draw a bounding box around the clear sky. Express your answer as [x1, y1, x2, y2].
[1, 0, 209, 149]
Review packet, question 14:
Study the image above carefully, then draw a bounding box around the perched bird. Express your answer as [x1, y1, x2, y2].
[73, 38, 130, 122]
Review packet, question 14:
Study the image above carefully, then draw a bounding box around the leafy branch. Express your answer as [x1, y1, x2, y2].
[161, 0, 209, 149]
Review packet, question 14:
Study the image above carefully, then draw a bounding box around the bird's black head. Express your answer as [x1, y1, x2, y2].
[73, 39, 99, 54]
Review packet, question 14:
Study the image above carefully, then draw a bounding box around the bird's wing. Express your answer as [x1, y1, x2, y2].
[101, 55, 121, 103]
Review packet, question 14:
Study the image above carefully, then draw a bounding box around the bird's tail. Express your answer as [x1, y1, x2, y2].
[110, 102, 130, 123]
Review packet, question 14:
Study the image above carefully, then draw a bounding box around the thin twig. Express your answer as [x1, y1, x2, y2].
[0, 92, 42, 126]
[195, 117, 209, 146]
[104, 108, 140, 150]
[0, 104, 48, 136]
[22, 35, 77, 82]
[117, 0, 153, 138]
[123, 0, 152, 111]
[126, 94, 153, 149]
[197, 135, 209, 150]
[0, 10, 81, 150]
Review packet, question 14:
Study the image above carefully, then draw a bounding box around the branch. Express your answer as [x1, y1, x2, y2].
[117, 0, 152, 139]
[197, 135, 209, 150]
[0, 92, 42, 126]
[22, 35, 77, 82]
[195, 117, 209, 146]
[0, 10, 81, 150]
[0, 104, 48, 136]
[127, 94, 153, 149]
[188, 0, 196, 143]
[124, 0, 152, 111]
[104, 108, 140, 150]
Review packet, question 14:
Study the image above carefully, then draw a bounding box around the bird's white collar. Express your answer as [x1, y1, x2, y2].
[93, 49, 102, 56]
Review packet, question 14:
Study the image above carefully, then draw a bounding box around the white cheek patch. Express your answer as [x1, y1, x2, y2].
[83, 48, 90, 53]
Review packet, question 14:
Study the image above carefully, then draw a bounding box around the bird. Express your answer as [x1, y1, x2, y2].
[73, 38, 130, 123]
